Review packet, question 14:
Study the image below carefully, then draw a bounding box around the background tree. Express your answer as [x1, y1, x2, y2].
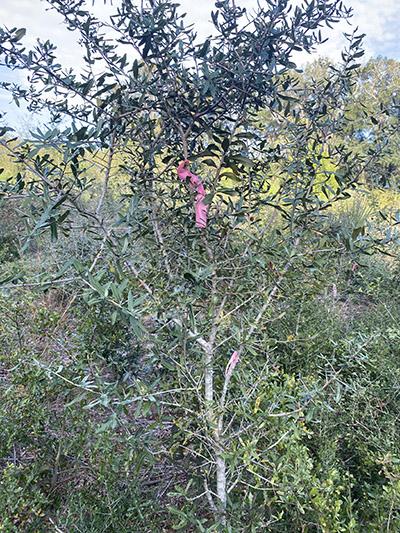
[298, 55, 400, 187]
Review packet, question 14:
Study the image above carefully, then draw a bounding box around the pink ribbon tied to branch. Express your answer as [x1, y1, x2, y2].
[177, 160, 208, 229]
[225, 350, 239, 378]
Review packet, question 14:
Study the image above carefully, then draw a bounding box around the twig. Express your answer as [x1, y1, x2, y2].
[96, 128, 117, 216]
[0, 278, 79, 290]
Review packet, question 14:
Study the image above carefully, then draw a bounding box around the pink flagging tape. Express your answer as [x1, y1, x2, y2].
[177, 160, 208, 229]
[225, 350, 239, 378]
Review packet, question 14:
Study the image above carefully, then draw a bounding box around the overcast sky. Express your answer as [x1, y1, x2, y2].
[1, 0, 399, 129]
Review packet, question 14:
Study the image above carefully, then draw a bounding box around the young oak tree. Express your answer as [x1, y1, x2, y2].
[1, 0, 391, 528]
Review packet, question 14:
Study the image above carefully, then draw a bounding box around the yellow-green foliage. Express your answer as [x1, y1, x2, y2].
[311, 149, 338, 199]
[0, 137, 132, 204]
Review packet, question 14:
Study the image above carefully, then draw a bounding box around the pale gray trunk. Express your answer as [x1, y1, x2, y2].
[216, 452, 227, 525]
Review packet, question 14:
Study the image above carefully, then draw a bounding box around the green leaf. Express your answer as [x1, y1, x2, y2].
[128, 289, 134, 312]
[231, 155, 255, 168]
[222, 138, 230, 152]
[198, 39, 210, 58]
[11, 28, 26, 42]
[202, 193, 214, 206]
[129, 315, 143, 338]
[132, 59, 139, 78]
[65, 392, 87, 408]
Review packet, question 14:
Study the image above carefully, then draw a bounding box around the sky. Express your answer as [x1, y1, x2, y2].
[0, 0, 399, 130]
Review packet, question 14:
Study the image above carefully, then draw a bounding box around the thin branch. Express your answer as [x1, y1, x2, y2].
[96, 128, 117, 216]
[0, 277, 79, 290]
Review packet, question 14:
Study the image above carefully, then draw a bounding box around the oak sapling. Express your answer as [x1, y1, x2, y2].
[0, 0, 385, 527]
